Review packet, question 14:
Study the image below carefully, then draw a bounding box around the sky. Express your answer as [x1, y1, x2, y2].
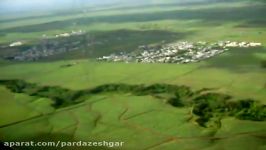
[0, 0, 93, 11]
[0, 0, 215, 14]
[0, 0, 117, 13]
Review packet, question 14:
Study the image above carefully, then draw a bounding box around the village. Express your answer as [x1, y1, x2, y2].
[5, 39, 262, 62]
[97, 41, 262, 64]
[11, 40, 82, 61]
[6, 30, 88, 61]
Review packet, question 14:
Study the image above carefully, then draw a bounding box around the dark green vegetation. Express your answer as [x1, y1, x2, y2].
[0, 1, 266, 149]
[262, 60, 266, 68]
[191, 94, 266, 127]
[1, 79, 265, 129]
[1, 30, 185, 60]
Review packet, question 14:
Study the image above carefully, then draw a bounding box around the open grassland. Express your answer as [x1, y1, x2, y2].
[0, 1, 266, 149]
[0, 46, 266, 149]
[0, 47, 265, 102]
[0, 88, 266, 149]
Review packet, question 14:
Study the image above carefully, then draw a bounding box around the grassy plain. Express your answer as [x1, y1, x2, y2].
[0, 1, 266, 150]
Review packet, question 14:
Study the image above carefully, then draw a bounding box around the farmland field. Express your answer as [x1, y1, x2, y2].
[0, 0, 266, 149]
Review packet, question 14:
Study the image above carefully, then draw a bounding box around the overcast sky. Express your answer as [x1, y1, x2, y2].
[0, 0, 83, 13]
[0, 0, 210, 13]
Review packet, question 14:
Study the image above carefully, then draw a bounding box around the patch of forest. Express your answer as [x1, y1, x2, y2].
[0, 79, 265, 128]
[261, 60, 266, 68]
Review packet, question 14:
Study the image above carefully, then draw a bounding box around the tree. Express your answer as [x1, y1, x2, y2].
[261, 60, 266, 68]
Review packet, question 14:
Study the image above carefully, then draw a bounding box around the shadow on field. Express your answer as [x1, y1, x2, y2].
[1, 4, 265, 34]
[236, 20, 266, 28]
[0, 29, 192, 60]
[203, 47, 266, 73]
[42, 29, 193, 60]
[0, 14, 58, 24]
[79, 29, 192, 57]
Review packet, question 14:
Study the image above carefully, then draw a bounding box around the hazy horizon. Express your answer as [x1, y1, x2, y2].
[0, 0, 212, 14]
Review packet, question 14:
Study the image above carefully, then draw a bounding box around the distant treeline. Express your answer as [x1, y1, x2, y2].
[0, 79, 265, 128]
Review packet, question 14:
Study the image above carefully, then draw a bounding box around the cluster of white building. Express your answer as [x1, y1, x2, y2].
[42, 30, 85, 38]
[219, 41, 262, 48]
[9, 41, 23, 47]
[54, 30, 84, 38]
[97, 41, 262, 64]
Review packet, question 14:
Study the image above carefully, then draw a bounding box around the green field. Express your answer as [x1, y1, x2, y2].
[0, 0, 266, 150]
[1, 1, 266, 59]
